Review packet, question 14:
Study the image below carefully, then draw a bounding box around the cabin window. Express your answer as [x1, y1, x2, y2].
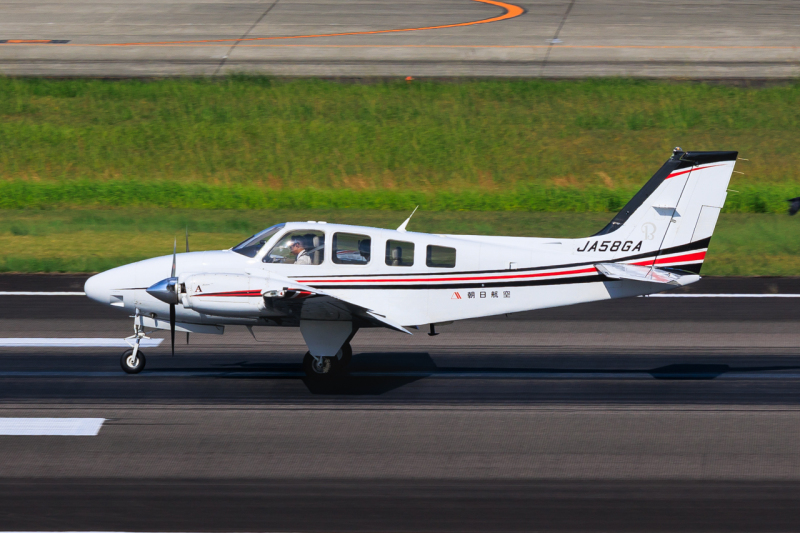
[385, 240, 414, 267]
[332, 233, 371, 265]
[263, 230, 325, 265]
[232, 223, 285, 258]
[426, 245, 456, 268]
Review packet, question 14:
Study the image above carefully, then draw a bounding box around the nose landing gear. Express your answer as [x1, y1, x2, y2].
[121, 348, 146, 374]
[121, 308, 149, 374]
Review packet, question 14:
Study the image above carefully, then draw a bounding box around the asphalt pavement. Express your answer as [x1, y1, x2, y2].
[1, 275, 800, 530]
[1, 0, 798, 77]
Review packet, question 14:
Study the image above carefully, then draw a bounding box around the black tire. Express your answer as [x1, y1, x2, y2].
[336, 342, 353, 370]
[121, 348, 145, 374]
[303, 351, 339, 377]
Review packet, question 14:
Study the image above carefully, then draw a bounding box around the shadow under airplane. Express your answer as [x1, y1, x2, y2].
[149, 353, 800, 395]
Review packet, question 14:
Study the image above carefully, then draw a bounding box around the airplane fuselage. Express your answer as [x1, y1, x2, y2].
[85, 221, 703, 329]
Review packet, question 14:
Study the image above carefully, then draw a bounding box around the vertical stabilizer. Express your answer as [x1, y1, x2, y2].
[575, 149, 737, 273]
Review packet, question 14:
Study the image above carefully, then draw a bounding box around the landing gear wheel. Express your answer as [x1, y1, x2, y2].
[336, 342, 353, 370]
[121, 349, 146, 374]
[303, 352, 339, 378]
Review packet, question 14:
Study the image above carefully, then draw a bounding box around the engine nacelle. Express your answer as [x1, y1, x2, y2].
[181, 273, 269, 317]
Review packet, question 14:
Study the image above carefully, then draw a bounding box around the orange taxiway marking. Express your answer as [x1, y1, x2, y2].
[54, 44, 799, 49]
[1, 0, 525, 47]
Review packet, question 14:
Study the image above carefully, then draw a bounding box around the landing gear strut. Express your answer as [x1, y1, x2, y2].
[121, 308, 149, 374]
[303, 342, 353, 377]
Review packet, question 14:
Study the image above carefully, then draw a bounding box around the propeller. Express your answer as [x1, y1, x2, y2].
[185, 227, 190, 345]
[170, 238, 176, 357]
[145, 238, 180, 357]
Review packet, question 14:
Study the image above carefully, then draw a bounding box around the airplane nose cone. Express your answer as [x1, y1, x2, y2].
[84, 271, 112, 304]
[84, 265, 137, 306]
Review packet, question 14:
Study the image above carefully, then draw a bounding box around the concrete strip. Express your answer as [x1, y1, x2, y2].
[4, 407, 800, 480]
[0, 0, 798, 77]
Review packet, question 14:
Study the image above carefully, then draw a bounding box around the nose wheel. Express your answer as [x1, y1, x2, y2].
[120, 307, 149, 374]
[303, 342, 352, 377]
[121, 348, 146, 374]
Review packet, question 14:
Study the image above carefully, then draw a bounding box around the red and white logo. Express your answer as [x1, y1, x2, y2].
[451, 292, 462, 300]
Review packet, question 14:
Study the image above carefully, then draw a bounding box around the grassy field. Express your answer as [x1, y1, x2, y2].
[2, 77, 798, 274]
[1, 209, 797, 276]
[1, 77, 799, 213]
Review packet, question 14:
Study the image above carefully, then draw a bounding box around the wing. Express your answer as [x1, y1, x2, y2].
[263, 278, 412, 334]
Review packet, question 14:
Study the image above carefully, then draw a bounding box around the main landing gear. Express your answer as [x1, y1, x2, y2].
[121, 308, 149, 374]
[303, 342, 353, 378]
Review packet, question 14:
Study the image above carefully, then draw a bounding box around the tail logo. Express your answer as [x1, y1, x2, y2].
[642, 222, 657, 240]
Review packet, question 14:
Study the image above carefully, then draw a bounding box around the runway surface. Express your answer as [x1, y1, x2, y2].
[1, 0, 799, 77]
[2, 275, 800, 530]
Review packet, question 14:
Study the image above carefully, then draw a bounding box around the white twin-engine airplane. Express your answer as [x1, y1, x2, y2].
[85, 148, 737, 377]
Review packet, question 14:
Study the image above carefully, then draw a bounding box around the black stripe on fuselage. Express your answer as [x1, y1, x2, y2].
[290, 238, 712, 281]
[308, 274, 608, 291]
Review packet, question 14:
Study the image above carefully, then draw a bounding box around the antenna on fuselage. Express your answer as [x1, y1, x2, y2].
[397, 206, 419, 233]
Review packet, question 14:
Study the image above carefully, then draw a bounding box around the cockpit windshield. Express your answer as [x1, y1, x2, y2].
[232, 224, 285, 258]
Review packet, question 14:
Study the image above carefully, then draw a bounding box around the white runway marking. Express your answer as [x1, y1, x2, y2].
[0, 418, 104, 436]
[647, 294, 800, 298]
[0, 291, 86, 296]
[0, 338, 164, 347]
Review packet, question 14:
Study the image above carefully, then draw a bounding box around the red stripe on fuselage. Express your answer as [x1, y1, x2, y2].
[630, 251, 706, 267]
[194, 290, 262, 297]
[193, 252, 707, 296]
[298, 266, 598, 285]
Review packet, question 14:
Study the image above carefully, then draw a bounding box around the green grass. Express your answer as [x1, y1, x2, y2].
[0, 209, 798, 276]
[1, 77, 799, 213]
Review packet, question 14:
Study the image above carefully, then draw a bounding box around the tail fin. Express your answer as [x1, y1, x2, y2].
[578, 149, 737, 273]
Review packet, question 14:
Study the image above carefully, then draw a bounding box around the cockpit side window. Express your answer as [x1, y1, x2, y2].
[232, 224, 285, 258]
[332, 233, 371, 265]
[264, 230, 325, 265]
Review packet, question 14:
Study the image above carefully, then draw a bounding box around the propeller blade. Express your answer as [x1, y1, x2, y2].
[185, 227, 190, 253]
[171, 238, 177, 278]
[170, 303, 176, 357]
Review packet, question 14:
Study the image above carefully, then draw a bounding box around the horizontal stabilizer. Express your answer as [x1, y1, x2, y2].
[595, 262, 700, 287]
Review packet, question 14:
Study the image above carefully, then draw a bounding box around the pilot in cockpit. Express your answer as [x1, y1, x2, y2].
[290, 237, 312, 265]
